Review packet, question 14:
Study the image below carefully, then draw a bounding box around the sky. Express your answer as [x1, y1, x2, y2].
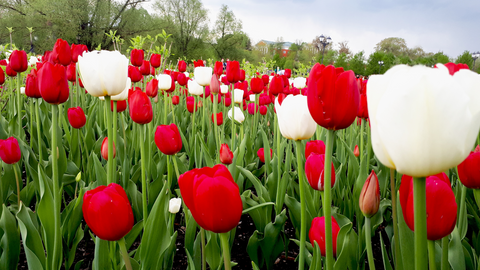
[195, 0, 480, 59]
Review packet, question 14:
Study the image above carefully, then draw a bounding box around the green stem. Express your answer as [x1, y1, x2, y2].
[139, 125, 148, 221]
[17, 73, 22, 139]
[295, 140, 307, 270]
[457, 167, 467, 233]
[29, 100, 34, 148]
[164, 91, 168, 124]
[365, 217, 376, 270]
[441, 237, 448, 270]
[231, 85, 235, 149]
[113, 101, 118, 184]
[428, 240, 437, 270]
[324, 129, 335, 270]
[171, 96, 176, 125]
[105, 96, 114, 185]
[202, 89, 206, 136]
[390, 169, 400, 270]
[219, 232, 232, 270]
[414, 177, 428, 270]
[13, 163, 21, 206]
[201, 228, 206, 270]
[172, 154, 180, 180]
[213, 94, 220, 163]
[118, 238, 133, 270]
[275, 113, 283, 215]
[35, 100, 43, 162]
[167, 155, 172, 191]
[360, 119, 365, 162]
[51, 105, 61, 270]
[76, 63, 80, 106]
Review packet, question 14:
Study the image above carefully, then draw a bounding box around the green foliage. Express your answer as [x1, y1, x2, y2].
[350, 51, 366, 75]
[335, 52, 349, 70]
[456, 50, 473, 68]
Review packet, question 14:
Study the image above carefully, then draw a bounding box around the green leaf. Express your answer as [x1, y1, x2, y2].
[16, 204, 46, 270]
[92, 237, 111, 270]
[449, 227, 466, 270]
[0, 204, 20, 270]
[397, 191, 414, 270]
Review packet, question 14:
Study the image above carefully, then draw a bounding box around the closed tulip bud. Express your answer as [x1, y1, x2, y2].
[101, 137, 116, 160]
[442, 62, 470, 75]
[128, 89, 153, 124]
[214, 61, 223, 76]
[9, 50, 28, 73]
[68, 107, 86, 129]
[224, 97, 232, 107]
[6, 63, 17, 77]
[227, 106, 244, 124]
[38, 62, 69, 105]
[169, 198, 182, 214]
[25, 69, 41, 98]
[400, 173, 457, 240]
[128, 65, 143, 83]
[82, 183, 134, 241]
[239, 70, 246, 82]
[358, 92, 368, 119]
[219, 143, 233, 165]
[305, 153, 335, 191]
[130, 49, 144, 67]
[150, 54, 161, 68]
[155, 124, 182, 155]
[194, 67, 213, 86]
[354, 145, 360, 157]
[71, 44, 88, 63]
[210, 74, 220, 94]
[0, 66, 4, 85]
[269, 75, 284, 96]
[179, 164, 242, 233]
[305, 140, 326, 159]
[67, 63, 76, 82]
[187, 79, 203, 96]
[226, 61, 241, 83]
[250, 77, 264, 94]
[186, 96, 197, 113]
[111, 100, 127, 113]
[359, 170, 380, 218]
[284, 68, 292, 78]
[0, 137, 21, 164]
[140, 60, 150, 76]
[458, 146, 480, 189]
[178, 60, 187, 72]
[177, 73, 188, 86]
[259, 105, 267, 115]
[211, 112, 223, 126]
[257, 148, 273, 163]
[309, 216, 340, 257]
[275, 94, 316, 141]
[172, 95, 179, 105]
[52, 39, 71, 66]
[146, 79, 159, 97]
[247, 103, 258, 115]
[293, 77, 306, 88]
[78, 51, 129, 97]
[261, 74, 269, 85]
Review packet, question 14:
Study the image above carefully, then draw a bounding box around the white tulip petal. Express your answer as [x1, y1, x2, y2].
[276, 95, 316, 141]
[194, 67, 212, 86]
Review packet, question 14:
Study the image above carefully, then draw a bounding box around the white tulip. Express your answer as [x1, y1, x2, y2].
[275, 94, 317, 141]
[111, 77, 131, 101]
[169, 198, 182, 214]
[233, 89, 244, 104]
[28, 56, 39, 66]
[20, 87, 25, 95]
[220, 85, 229, 94]
[78, 50, 129, 97]
[228, 106, 245, 124]
[249, 94, 256, 102]
[184, 72, 189, 78]
[367, 64, 480, 177]
[188, 79, 204, 96]
[194, 67, 212, 86]
[293, 77, 307, 88]
[288, 79, 293, 86]
[157, 74, 172, 90]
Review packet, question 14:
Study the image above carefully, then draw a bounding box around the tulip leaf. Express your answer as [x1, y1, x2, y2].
[334, 222, 358, 270]
[0, 204, 20, 270]
[380, 230, 394, 270]
[310, 241, 323, 270]
[125, 220, 144, 250]
[92, 237, 111, 270]
[260, 128, 271, 176]
[92, 152, 107, 186]
[65, 226, 84, 270]
[397, 192, 414, 270]
[242, 202, 275, 214]
[237, 166, 269, 201]
[205, 232, 222, 270]
[197, 133, 214, 168]
[449, 227, 466, 270]
[16, 203, 46, 270]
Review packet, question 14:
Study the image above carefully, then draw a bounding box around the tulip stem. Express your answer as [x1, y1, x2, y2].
[164, 91, 168, 124]
[295, 140, 307, 270]
[118, 237, 133, 270]
[172, 154, 180, 180]
[414, 177, 428, 270]
[441, 236, 448, 270]
[219, 232, 232, 270]
[113, 101, 118, 184]
[76, 62, 80, 106]
[35, 100, 43, 162]
[51, 104, 62, 270]
[213, 94, 220, 163]
[428, 240, 437, 270]
[201, 228, 206, 270]
[16, 73, 22, 140]
[29, 100, 34, 149]
[202, 89, 206, 136]
[275, 113, 284, 216]
[390, 169, 400, 270]
[360, 118, 365, 162]
[365, 217, 376, 270]
[13, 163, 21, 206]
[231, 85, 235, 150]
[324, 129, 335, 270]
[139, 125, 148, 221]
[105, 96, 114, 185]
[457, 167, 467, 234]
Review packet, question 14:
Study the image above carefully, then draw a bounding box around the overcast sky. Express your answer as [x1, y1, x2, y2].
[199, 0, 479, 59]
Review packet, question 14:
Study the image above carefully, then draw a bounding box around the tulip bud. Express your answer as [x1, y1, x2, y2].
[259, 105, 267, 115]
[359, 170, 380, 218]
[169, 198, 182, 214]
[130, 49, 144, 67]
[210, 74, 220, 94]
[52, 39, 72, 66]
[354, 145, 360, 157]
[67, 107, 87, 129]
[9, 50, 28, 72]
[155, 124, 183, 155]
[178, 60, 187, 72]
[150, 54, 161, 68]
[309, 216, 340, 257]
[233, 89, 244, 104]
[305, 140, 326, 159]
[257, 148, 273, 163]
[219, 144, 233, 165]
[146, 79, 159, 97]
[211, 112, 223, 126]
[0, 137, 21, 164]
[128, 89, 153, 124]
[214, 61, 223, 76]
[140, 60, 150, 76]
[101, 137, 116, 160]
[76, 172, 82, 182]
[0, 66, 5, 85]
[457, 145, 480, 189]
[172, 95, 180, 105]
[305, 153, 335, 191]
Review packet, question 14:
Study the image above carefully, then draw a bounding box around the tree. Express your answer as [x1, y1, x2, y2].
[350, 51, 366, 75]
[365, 51, 395, 75]
[455, 50, 473, 68]
[374, 37, 408, 57]
[338, 41, 351, 56]
[154, 0, 209, 59]
[211, 4, 245, 60]
[335, 52, 349, 70]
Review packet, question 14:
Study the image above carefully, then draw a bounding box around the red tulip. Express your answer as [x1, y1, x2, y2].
[9, 50, 28, 72]
[178, 164, 242, 233]
[399, 173, 457, 241]
[442, 62, 470, 75]
[186, 96, 197, 113]
[358, 92, 368, 119]
[130, 49, 144, 67]
[309, 216, 340, 257]
[38, 62, 69, 105]
[146, 79, 159, 97]
[101, 137, 116, 160]
[0, 59, 7, 66]
[71, 44, 88, 63]
[68, 107, 86, 129]
[261, 74, 269, 85]
[25, 69, 41, 98]
[247, 103, 258, 115]
[0, 137, 21, 164]
[239, 70, 246, 82]
[219, 144, 233, 165]
[140, 60, 150, 76]
[259, 105, 267, 115]
[52, 39, 71, 66]
[155, 124, 183, 155]
[226, 61, 241, 83]
[0, 66, 4, 85]
[214, 61, 223, 76]
[221, 75, 230, 85]
[305, 153, 335, 191]
[82, 183, 134, 241]
[177, 73, 188, 86]
[172, 95, 180, 105]
[211, 112, 223, 126]
[359, 170, 380, 218]
[210, 93, 222, 104]
[178, 60, 187, 72]
[6, 63, 17, 77]
[307, 64, 359, 130]
[128, 89, 153, 124]
[458, 146, 480, 189]
[305, 140, 325, 159]
[111, 100, 127, 113]
[128, 65, 143, 83]
[67, 63, 76, 82]
[210, 75, 220, 94]
[150, 54, 161, 68]
[250, 77, 264, 94]
[284, 68, 292, 78]
[354, 145, 360, 157]
[257, 148, 273, 163]
[269, 75, 284, 96]
[223, 97, 232, 107]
